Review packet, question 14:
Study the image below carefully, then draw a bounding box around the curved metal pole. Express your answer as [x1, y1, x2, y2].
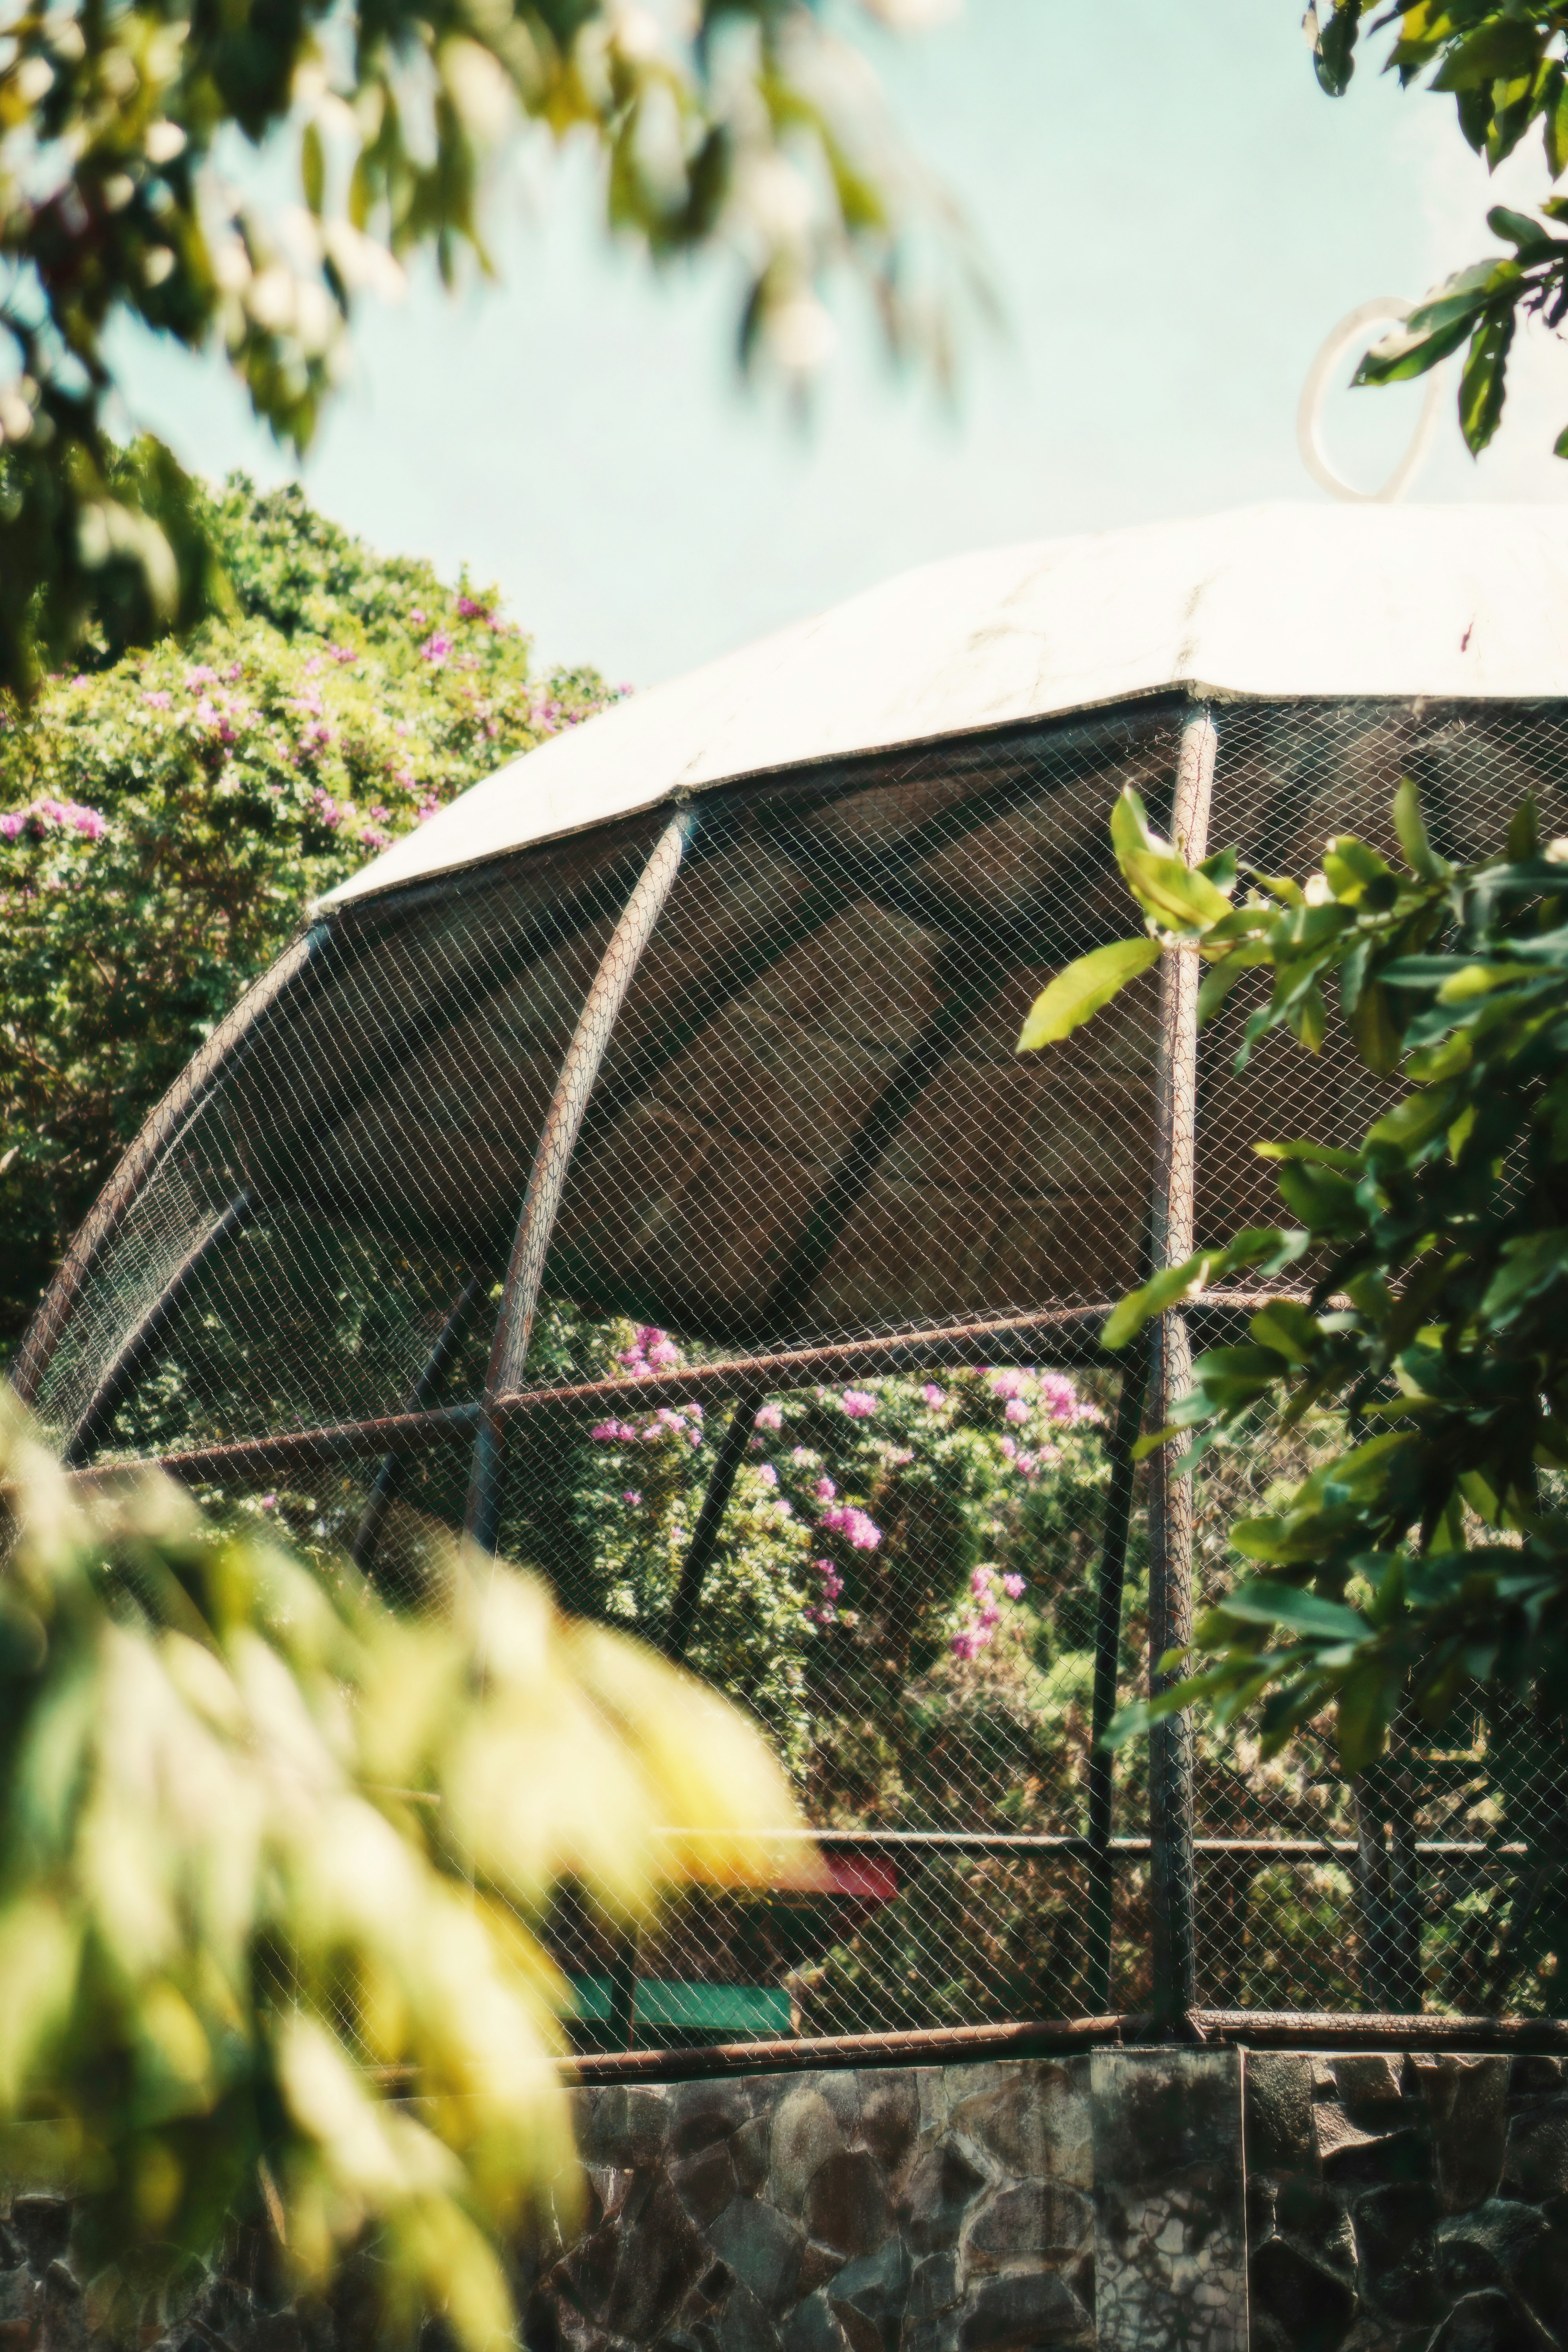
[13, 926, 329, 1409]
[62, 1192, 254, 1466]
[352, 1272, 486, 1581]
[1148, 705, 1217, 2035]
[464, 812, 695, 1553]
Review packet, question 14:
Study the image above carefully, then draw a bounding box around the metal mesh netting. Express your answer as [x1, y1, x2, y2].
[20, 693, 1568, 2051]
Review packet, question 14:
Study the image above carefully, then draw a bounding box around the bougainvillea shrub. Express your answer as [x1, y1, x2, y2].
[0, 478, 619, 1351]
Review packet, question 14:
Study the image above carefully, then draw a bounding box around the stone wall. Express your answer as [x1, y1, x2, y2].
[1245, 2049, 1568, 2352]
[0, 2044, 1561, 2352]
[518, 2052, 1245, 2352]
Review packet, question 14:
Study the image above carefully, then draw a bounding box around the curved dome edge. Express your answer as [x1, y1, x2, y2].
[320, 501, 1568, 910]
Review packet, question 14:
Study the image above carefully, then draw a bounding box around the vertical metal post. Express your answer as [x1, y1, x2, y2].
[1147, 705, 1217, 2034]
[352, 1273, 485, 1581]
[1084, 1348, 1147, 2013]
[661, 1394, 763, 1662]
[464, 813, 693, 1553]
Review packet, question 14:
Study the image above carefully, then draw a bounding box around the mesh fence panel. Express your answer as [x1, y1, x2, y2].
[23, 693, 1568, 2051]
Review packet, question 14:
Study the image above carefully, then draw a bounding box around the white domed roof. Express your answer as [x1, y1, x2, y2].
[325, 501, 1568, 908]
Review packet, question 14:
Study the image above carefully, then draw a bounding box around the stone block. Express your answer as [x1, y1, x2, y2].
[1327, 2058, 1403, 2115]
[1411, 2058, 1511, 2214]
[955, 2270, 1091, 2352]
[1434, 2203, 1550, 2299]
[672, 2143, 739, 2232]
[897, 2143, 990, 2258]
[825, 2237, 911, 2336]
[1320, 2129, 1431, 2192]
[604, 2174, 713, 2339]
[947, 2065, 1090, 2191]
[964, 2182, 1092, 2269]
[908, 2255, 961, 2321]
[707, 2201, 806, 2317]
[1250, 2236, 1359, 2352]
[1427, 2287, 1553, 2352]
[8, 2211, 67, 2283]
[1508, 2059, 1563, 2099]
[797, 2245, 846, 2298]
[782, 2288, 845, 2352]
[714, 2279, 781, 2352]
[1090, 2049, 1245, 2200]
[578, 2089, 671, 2169]
[1350, 2181, 1440, 2325]
[769, 2095, 844, 2218]
[673, 2083, 758, 2163]
[1248, 2055, 1319, 2178]
[1503, 2100, 1568, 2202]
[856, 2077, 919, 2179]
[803, 2153, 894, 2261]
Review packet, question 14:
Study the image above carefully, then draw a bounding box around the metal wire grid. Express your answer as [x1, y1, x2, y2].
[20, 693, 1568, 2047]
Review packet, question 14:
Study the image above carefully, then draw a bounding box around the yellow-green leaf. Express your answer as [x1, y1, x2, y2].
[1016, 937, 1160, 1050]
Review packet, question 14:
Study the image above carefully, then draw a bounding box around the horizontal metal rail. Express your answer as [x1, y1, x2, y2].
[677, 1827, 1527, 1864]
[65, 1289, 1297, 1490]
[562, 2006, 1568, 2085]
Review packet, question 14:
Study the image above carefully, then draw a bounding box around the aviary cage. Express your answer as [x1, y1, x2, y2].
[18, 503, 1568, 2047]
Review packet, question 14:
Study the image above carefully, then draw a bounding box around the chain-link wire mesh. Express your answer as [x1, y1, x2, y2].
[20, 693, 1568, 2053]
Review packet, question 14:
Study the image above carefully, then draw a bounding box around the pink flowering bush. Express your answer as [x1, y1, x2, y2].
[0, 474, 619, 1349]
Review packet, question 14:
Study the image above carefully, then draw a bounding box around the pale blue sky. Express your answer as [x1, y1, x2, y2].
[113, 0, 1568, 688]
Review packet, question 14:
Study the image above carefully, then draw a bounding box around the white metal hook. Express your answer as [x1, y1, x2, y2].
[1297, 296, 1448, 503]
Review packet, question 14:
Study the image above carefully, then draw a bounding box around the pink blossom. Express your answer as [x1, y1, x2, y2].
[755, 1403, 783, 1431]
[791, 1446, 814, 1466]
[416, 799, 441, 822]
[979, 1602, 1001, 1628]
[457, 594, 489, 621]
[757, 1464, 778, 1488]
[1040, 1372, 1100, 1425]
[647, 1338, 679, 1368]
[1000, 1437, 1017, 1461]
[303, 654, 324, 676]
[418, 631, 453, 664]
[841, 1389, 877, 1419]
[409, 608, 427, 625]
[805, 1603, 838, 1628]
[922, 1384, 946, 1409]
[622, 1489, 642, 1506]
[1002, 1574, 1026, 1599]
[950, 1629, 980, 1660]
[1, 796, 107, 842]
[971, 1567, 995, 1597]
[359, 826, 391, 850]
[814, 1476, 837, 1502]
[0, 812, 22, 841]
[820, 1504, 880, 1551]
[310, 791, 341, 829]
[71, 673, 88, 688]
[259, 1493, 277, 1512]
[688, 1426, 702, 1446]
[990, 1369, 1027, 1400]
[369, 804, 390, 823]
[183, 665, 217, 690]
[328, 643, 358, 665]
[590, 1419, 637, 1442]
[143, 690, 172, 710]
[1004, 1398, 1031, 1425]
[225, 662, 244, 682]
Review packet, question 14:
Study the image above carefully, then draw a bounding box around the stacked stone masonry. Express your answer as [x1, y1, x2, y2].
[0, 2047, 1560, 2352]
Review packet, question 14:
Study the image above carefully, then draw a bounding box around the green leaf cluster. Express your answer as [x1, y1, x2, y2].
[1307, 3, 1568, 459]
[0, 1387, 806, 2342]
[1020, 778, 1568, 1789]
[0, 0, 973, 694]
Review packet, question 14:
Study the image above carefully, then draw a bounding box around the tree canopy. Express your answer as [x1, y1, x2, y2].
[0, 0, 965, 696]
[1312, 1, 1568, 458]
[0, 468, 617, 1355]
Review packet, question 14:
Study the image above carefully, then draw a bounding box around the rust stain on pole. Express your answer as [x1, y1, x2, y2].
[1147, 704, 1217, 2031]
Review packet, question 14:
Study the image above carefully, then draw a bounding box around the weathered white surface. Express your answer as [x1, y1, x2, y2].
[326, 502, 1568, 906]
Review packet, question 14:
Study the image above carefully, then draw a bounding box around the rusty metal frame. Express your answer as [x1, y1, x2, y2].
[1147, 705, 1217, 2034]
[464, 812, 696, 1553]
[64, 1291, 1296, 1494]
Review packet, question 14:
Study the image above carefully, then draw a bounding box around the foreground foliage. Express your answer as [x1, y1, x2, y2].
[0, 472, 617, 1354]
[1024, 776, 1568, 1998]
[0, 0, 967, 694]
[0, 1388, 804, 2339]
[1310, 2, 1568, 458]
